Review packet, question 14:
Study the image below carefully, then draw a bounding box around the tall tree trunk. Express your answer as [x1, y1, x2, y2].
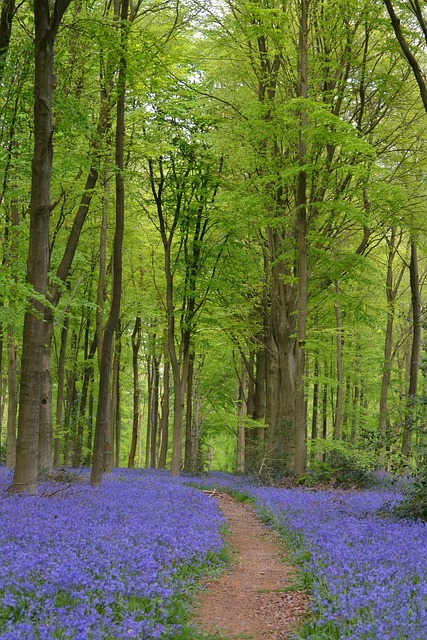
[38, 19, 116, 463]
[0, 0, 15, 78]
[334, 282, 343, 440]
[351, 378, 360, 444]
[91, 0, 128, 486]
[401, 240, 421, 466]
[158, 349, 170, 469]
[164, 244, 191, 475]
[294, 0, 309, 477]
[53, 317, 69, 467]
[0, 321, 3, 458]
[310, 356, 319, 463]
[128, 316, 141, 468]
[72, 325, 97, 468]
[4, 202, 19, 468]
[63, 332, 78, 468]
[247, 253, 268, 473]
[184, 352, 195, 472]
[12, 0, 72, 494]
[149, 355, 160, 469]
[6, 327, 17, 469]
[145, 356, 153, 468]
[342, 375, 351, 438]
[236, 362, 247, 474]
[96, 162, 109, 370]
[111, 334, 121, 468]
[38, 321, 54, 471]
[322, 385, 328, 440]
[85, 377, 94, 465]
[266, 230, 296, 474]
[103, 338, 116, 473]
[39, 166, 104, 468]
[379, 230, 404, 467]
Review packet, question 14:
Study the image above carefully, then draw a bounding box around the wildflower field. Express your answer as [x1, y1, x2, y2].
[0, 468, 426, 639]
[0, 469, 225, 639]
[190, 472, 427, 640]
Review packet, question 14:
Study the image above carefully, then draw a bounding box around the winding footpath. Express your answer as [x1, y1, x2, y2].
[193, 492, 309, 639]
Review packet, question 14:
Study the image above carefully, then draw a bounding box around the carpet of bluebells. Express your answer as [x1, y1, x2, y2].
[0, 468, 225, 640]
[187, 472, 427, 640]
[2, 467, 426, 640]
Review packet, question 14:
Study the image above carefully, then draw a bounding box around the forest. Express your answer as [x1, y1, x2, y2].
[0, 0, 427, 490]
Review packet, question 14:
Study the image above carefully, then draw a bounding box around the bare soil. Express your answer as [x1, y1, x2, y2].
[192, 492, 310, 639]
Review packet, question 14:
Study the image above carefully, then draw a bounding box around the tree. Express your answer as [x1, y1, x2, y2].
[12, 0, 73, 495]
[91, 0, 129, 486]
[0, 0, 15, 79]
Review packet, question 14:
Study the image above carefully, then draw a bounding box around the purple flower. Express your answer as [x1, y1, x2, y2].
[0, 468, 225, 639]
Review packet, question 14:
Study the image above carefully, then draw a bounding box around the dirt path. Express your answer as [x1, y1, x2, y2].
[192, 492, 309, 639]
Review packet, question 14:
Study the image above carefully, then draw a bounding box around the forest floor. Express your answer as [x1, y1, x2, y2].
[192, 492, 310, 639]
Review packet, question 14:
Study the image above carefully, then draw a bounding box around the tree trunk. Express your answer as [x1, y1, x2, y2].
[0, 321, 3, 459]
[334, 282, 343, 440]
[145, 357, 152, 468]
[96, 162, 109, 370]
[112, 336, 121, 468]
[236, 363, 247, 474]
[266, 229, 296, 475]
[4, 201, 19, 469]
[13, 0, 72, 494]
[63, 332, 78, 468]
[103, 337, 116, 473]
[170, 368, 187, 476]
[310, 357, 319, 463]
[322, 383, 328, 440]
[128, 316, 141, 468]
[401, 240, 421, 466]
[6, 327, 17, 469]
[38, 320, 53, 471]
[158, 350, 170, 469]
[351, 378, 360, 444]
[246, 254, 268, 473]
[0, 0, 15, 78]
[72, 325, 97, 468]
[53, 318, 69, 467]
[150, 355, 160, 469]
[85, 378, 95, 466]
[342, 375, 351, 438]
[90, 0, 128, 486]
[379, 230, 404, 467]
[184, 352, 195, 472]
[39, 165, 104, 466]
[294, 0, 309, 477]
